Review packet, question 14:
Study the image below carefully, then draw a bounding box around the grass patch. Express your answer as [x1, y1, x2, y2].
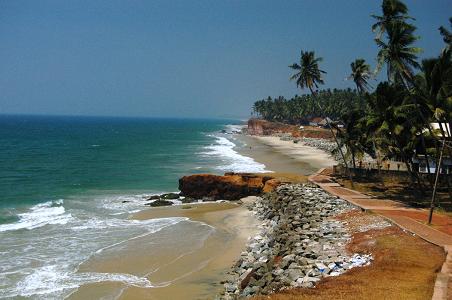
[333, 172, 452, 212]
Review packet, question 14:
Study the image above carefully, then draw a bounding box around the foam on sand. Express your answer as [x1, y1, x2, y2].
[9, 265, 155, 298]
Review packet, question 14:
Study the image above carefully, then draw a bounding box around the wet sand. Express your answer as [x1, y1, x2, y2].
[68, 201, 259, 300]
[235, 134, 336, 175]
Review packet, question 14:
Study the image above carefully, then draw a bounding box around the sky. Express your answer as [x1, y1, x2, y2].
[0, 0, 450, 119]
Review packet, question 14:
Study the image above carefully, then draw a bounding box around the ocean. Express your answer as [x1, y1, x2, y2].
[0, 115, 267, 299]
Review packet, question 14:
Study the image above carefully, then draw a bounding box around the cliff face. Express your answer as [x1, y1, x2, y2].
[178, 173, 280, 200]
[247, 118, 333, 139]
[247, 119, 296, 136]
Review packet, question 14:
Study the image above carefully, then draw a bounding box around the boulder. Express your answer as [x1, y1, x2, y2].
[161, 193, 180, 200]
[146, 199, 173, 207]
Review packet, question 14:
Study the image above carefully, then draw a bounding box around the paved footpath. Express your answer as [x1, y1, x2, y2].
[308, 168, 452, 300]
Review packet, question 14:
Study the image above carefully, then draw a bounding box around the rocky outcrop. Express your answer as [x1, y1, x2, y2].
[262, 179, 280, 193]
[178, 173, 280, 200]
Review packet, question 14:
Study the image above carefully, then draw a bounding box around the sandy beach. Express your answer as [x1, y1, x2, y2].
[68, 201, 259, 300]
[235, 135, 336, 175]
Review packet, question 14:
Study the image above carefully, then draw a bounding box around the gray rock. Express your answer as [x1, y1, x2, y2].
[145, 199, 173, 207]
[287, 269, 303, 281]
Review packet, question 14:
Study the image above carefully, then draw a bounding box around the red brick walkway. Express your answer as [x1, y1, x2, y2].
[308, 168, 452, 300]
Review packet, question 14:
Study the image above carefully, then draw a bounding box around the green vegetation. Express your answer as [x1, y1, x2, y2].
[252, 89, 362, 123]
[251, 0, 451, 198]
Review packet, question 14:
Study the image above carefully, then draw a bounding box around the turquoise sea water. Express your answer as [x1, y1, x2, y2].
[0, 115, 267, 299]
[1, 115, 235, 209]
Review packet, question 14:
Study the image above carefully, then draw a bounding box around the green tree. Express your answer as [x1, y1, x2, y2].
[289, 50, 352, 181]
[289, 50, 325, 95]
[371, 0, 413, 39]
[439, 17, 452, 47]
[366, 82, 423, 185]
[348, 59, 372, 93]
[336, 110, 367, 169]
[375, 21, 422, 86]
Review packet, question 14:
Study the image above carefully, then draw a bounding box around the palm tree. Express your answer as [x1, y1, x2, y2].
[366, 83, 422, 182]
[289, 50, 353, 182]
[289, 51, 326, 95]
[415, 49, 452, 138]
[348, 59, 372, 93]
[347, 58, 381, 169]
[371, 0, 413, 39]
[366, 82, 431, 194]
[375, 21, 422, 86]
[439, 17, 452, 47]
[337, 109, 367, 169]
[415, 47, 452, 219]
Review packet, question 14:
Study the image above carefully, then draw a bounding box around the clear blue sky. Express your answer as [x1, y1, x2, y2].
[0, 0, 450, 118]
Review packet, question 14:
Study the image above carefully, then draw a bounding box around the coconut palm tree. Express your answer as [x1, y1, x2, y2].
[375, 21, 422, 86]
[289, 51, 326, 94]
[337, 109, 367, 169]
[366, 82, 422, 183]
[346, 58, 381, 169]
[348, 59, 372, 93]
[439, 17, 452, 47]
[289, 50, 353, 182]
[415, 49, 452, 136]
[371, 0, 413, 39]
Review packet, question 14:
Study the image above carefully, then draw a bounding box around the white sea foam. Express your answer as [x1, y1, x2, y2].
[202, 135, 269, 173]
[72, 215, 187, 232]
[7, 265, 154, 298]
[0, 208, 189, 298]
[97, 193, 182, 215]
[0, 200, 73, 232]
[98, 194, 149, 213]
[224, 124, 245, 134]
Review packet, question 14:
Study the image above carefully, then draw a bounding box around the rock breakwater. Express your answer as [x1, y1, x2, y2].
[218, 184, 373, 299]
[299, 137, 338, 160]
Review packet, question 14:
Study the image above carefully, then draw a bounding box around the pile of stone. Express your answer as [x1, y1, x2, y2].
[218, 184, 373, 299]
[298, 137, 341, 161]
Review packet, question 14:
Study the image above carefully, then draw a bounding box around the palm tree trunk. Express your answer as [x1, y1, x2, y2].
[309, 87, 354, 186]
[428, 139, 446, 224]
[421, 136, 434, 190]
[372, 139, 382, 174]
[393, 137, 425, 193]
